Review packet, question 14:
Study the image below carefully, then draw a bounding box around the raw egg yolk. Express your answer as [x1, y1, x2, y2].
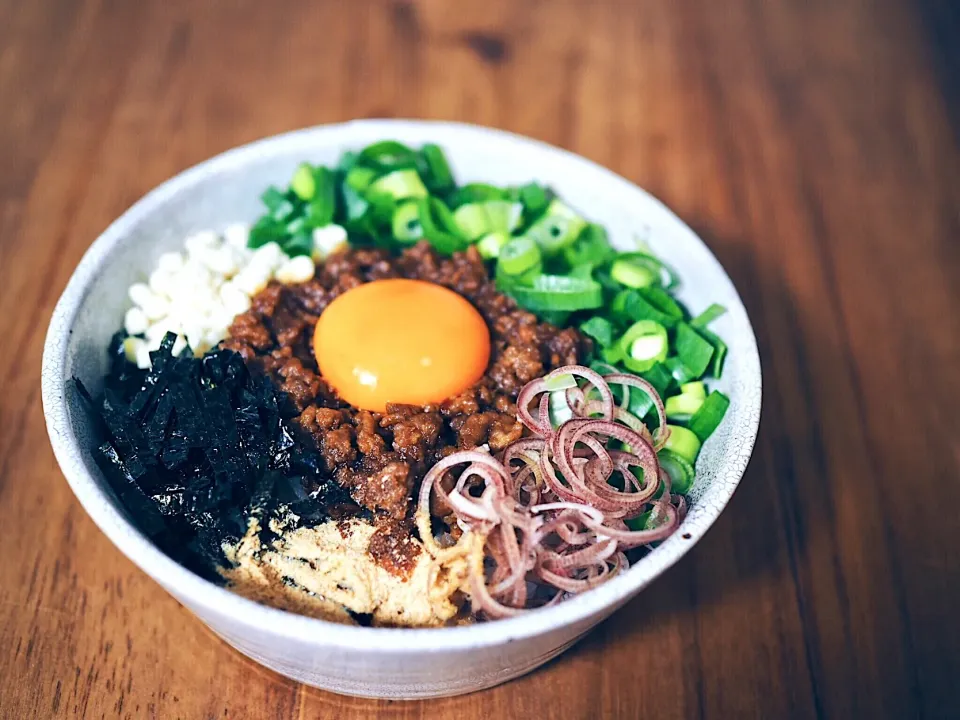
[313, 279, 491, 412]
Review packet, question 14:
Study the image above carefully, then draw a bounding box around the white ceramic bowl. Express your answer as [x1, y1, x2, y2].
[42, 120, 761, 699]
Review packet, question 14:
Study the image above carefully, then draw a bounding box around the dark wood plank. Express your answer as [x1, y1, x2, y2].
[1, 0, 957, 717]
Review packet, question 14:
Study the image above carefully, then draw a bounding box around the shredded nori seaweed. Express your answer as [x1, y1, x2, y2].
[76, 331, 352, 579]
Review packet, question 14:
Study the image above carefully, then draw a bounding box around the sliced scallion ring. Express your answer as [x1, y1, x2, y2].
[688, 391, 731, 442]
[691, 302, 727, 328]
[579, 316, 615, 347]
[305, 167, 336, 228]
[611, 258, 657, 288]
[680, 381, 706, 399]
[675, 322, 715, 379]
[453, 200, 523, 240]
[452, 203, 490, 240]
[516, 182, 552, 220]
[618, 320, 668, 373]
[391, 201, 423, 243]
[447, 183, 507, 208]
[416, 197, 468, 255]
[345, 166, 377, 193]
[509, 274, 603, 312]
[290, 163, 316, 201]
[544, 373, 578, 391]
[624, 510, 653, 531]
[369, 169, 428, 200]
[664, 392, 705, 420]
[658, 448, 695, 495]
[483, 200, 523, 234]
[419, 143, 454, 192]
[523, 199, 587, 255]
[358, 140, 419, 172]
[562, 223, 615, 269]
[664, 424, 701, 463]
[548, 389, 574, 427]
[499, 236, 542, 276]
[477, 231, 510, 259]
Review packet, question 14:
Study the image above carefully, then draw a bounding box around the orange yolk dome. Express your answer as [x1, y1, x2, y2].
[313, 279, 491, 412]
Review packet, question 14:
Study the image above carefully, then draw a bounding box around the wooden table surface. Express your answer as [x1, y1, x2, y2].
[3, 0, 959, 717]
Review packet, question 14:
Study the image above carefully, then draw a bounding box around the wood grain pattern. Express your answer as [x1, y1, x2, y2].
[2, 0, 958, 717]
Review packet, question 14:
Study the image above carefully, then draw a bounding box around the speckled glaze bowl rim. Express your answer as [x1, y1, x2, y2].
[42, 119, 761, 653]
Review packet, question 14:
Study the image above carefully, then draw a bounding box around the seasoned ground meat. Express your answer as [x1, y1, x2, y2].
[223, 242, 590, 526]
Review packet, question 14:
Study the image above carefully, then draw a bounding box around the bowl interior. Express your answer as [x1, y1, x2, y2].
[43, 120, 761, 649]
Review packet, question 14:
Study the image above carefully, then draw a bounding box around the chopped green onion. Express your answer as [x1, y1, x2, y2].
[658, 448, 695, 494]
[562, 223, 615, 269]
[625, 510, 653, 531]
[589, 360, 618, 377]
[433, 196, 465, 236]
[615, 252, 679, 290]
[358, 140, 419, 172]
[345, 166, 377, 193]
[638, 286, 684, 322]
[336, 151, 359, 172]
[477, 231, 510, 259]
[484, 201, 523, 234]
[688, 391, 730, 442]
[509, 274, 603, 312]
[516, 182, 552, 220]
[523, 200, 587, 255]
[419, 143, 455, 193]
[623, 375, 658, 420]
[260, 186, 287, 214]
[618, 320, 668, 373]
[495, 257, 543, 292]
[283, 233, 313, 257]
[568, 263, 596, 281]
[664, 392, 705, 420]
[665, 356, 699, 385]
[341, 182, 371, 222]
[248, 215, 286, 248]
[369, 169, 428, 200]
[417, 197, 468, 255]
[611, 258, 657, 289]
[391, 201, 423, 243]
[306, 167, 336, 228]
[612, 289, 679, 328]
[498, 236, 542, 276]
[544, 373, 578, 391]
[447, 183, 507, 207]
[548, 389, 574, 426]
[675, 322, 715, 379]
[641, 362, 675, 400]
[691, 303, 727, 328]
[286, 215, 309, 237]
[539, 310, 571, 326]
[601, 345, 625, 365]
[680, 381, 706, 399]
[664, 425, 701, 463]
[290, 163, 316, 201]
[694, 325, 728, 377]
[453, 200, 523, 240]
[452, 203, 490, 240]
[579, 316, 615, 347]
[366, 189, 398, 227]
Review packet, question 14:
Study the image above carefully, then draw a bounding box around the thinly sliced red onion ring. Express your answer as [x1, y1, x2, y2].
[417, 365, 686, 616]
[601, 373, 670, 448]
[583, 504, 680, 549]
